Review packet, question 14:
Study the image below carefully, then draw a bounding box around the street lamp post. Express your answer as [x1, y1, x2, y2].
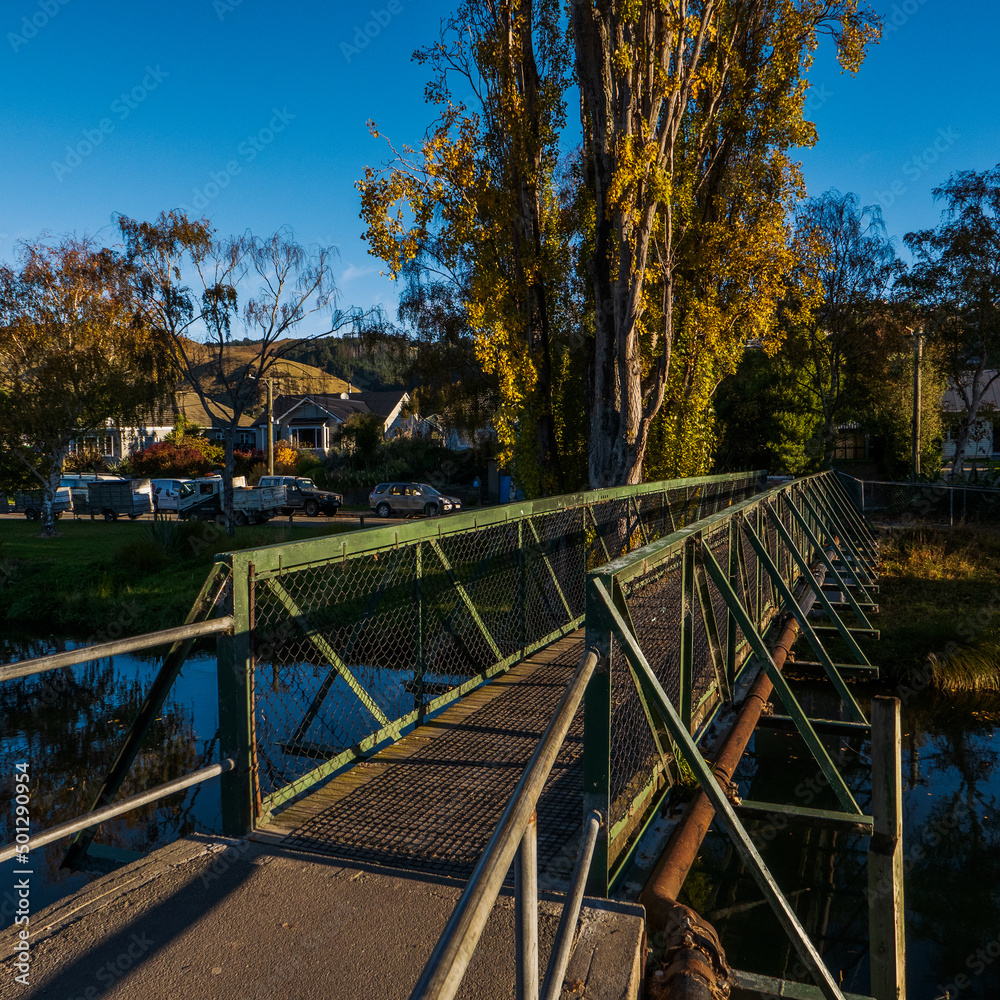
[911, 326, 923, 480]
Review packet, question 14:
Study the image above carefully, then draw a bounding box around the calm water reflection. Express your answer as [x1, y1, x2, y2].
[685, 692, 1000, 999]
[0, 632, 222, 921]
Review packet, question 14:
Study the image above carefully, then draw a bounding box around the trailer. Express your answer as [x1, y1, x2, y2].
[177, 478, 283, 525]
[80, 480, 155, 522]
[11, 489, 73, 521]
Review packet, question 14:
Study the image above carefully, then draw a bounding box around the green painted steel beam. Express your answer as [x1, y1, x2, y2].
[764, 505, 873, 675]
[733, 969, 873, 1000]
[526, 519, 574, 621]
[217, 471, 764, 578]
[736, 800, 874, 832]
[697, 542, 863, 813]
[265, 577, 390, 726]
[427, 538, 504, 662]
[798, 489, 878, 599]
[790, 661, 880, 677]
[757, 715, 871, 735]
[782, 493, 876, 628]
[741, 516, 868, 726]
[590, 579, 849, 1000]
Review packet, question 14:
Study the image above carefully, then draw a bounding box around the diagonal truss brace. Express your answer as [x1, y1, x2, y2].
[693, 559, 731, 703]
[816, 479, 879, 572]
[743, 514, 868, 726]
[698, 542, 863, 814]
[526, 520, 574, 621]
[804, 486, 878, 590]
[591, 579, 848, 1000]
[266, 578, 389, 726]
[765, 504, 874, 671]
[788, 492, 877, 616]
[428, 538, 504, 662]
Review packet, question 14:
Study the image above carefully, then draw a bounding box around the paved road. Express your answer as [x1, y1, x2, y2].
[0, 511, 411, 529]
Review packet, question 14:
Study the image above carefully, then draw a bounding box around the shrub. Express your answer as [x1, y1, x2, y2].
[274, 442, 300, 474]
[131, 441, 216, 479]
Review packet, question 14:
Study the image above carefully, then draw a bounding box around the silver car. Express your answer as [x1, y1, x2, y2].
[369, 482, 463, 518]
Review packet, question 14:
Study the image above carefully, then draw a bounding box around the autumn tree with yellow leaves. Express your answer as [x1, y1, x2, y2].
[361, 0, 880, 492]
[359, 0, 585, 496]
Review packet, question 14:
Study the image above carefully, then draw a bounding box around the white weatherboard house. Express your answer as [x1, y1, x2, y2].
[941, 371, 1000, 462]
[257, 391, 415, 453]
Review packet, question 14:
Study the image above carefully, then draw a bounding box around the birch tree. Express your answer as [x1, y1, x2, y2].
[905, 166, 1000, 479]
[119, 212, 347, 533]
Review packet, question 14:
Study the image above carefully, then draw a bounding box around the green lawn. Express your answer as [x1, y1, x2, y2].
[0, 518, 354, 636]
[878, 526, 1000, 686]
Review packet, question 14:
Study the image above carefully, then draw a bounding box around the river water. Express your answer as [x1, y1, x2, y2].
[1, 634, 996, 998]
[686, 691, 1000, 999]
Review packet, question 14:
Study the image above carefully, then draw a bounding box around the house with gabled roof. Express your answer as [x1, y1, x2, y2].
[254, 390, 415, 453]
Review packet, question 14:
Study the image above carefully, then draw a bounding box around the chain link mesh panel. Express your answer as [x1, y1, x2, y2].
[850, 478, 1000, 525]
[599, 474, 865, 867]
[233, 473, 763, 806]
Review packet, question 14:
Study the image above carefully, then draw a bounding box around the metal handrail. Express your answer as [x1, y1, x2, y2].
[0, 759, 235, 864]
[0, 617, 234, 683]
[410, 648, 601, 1000]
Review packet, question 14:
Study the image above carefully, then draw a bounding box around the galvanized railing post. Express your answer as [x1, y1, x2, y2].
[218, 554, 256, 837]
[415, 541, 426, 723]
[514, 811, 539, 1000]
[680, 535, 696, 732]
[583, 574, 613, 898]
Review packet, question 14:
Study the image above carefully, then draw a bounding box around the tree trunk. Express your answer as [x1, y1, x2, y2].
[951, 416, 972, 481]
[40, 450, 67, 538]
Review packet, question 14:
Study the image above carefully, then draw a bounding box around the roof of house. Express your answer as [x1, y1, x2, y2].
[173, 391, 258, 429]
[941, 371, 1000, 413]
[261, 391, 410, 427]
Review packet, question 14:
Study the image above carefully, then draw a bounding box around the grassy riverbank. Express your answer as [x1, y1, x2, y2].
[0, 518, 353, 635]
[878, 526, 1000, 689]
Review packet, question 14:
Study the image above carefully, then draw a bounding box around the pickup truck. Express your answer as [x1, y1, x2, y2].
[177, 477, 284, 526]
[257, 475, 343, 517]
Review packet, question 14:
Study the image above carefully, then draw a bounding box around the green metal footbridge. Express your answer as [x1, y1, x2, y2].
[0, 470, 896, 1000]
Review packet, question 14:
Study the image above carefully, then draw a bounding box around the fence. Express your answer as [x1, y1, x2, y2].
[215, 471, 765, 830]
[584, 470, 877, 895]
[837, 471, 1000, 525]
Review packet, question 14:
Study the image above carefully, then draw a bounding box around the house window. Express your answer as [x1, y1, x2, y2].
[236, 430, 256, 447]
[70, 435, 115, 457]
[290, 427, 322, 449]
[833, 431, 866, 461]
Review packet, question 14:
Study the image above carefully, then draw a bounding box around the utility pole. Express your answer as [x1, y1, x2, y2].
[911, 329, 923, 479]
[266, 380, 274, 476]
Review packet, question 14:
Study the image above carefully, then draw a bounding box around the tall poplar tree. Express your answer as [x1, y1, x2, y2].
[570, 0, 879, 485]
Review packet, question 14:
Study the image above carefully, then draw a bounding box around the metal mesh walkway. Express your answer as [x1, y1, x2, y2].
[268, 634, 586, 881]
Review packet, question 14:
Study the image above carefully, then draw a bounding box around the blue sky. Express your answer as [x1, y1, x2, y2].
[1, 0, 996, 326]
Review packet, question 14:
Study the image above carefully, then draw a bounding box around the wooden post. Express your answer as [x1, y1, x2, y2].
[869, 696, 906, 1000]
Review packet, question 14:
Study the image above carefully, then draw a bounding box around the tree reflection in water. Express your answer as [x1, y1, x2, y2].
[678, 694, 1000, 999]
[0, 633, 215, 919]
